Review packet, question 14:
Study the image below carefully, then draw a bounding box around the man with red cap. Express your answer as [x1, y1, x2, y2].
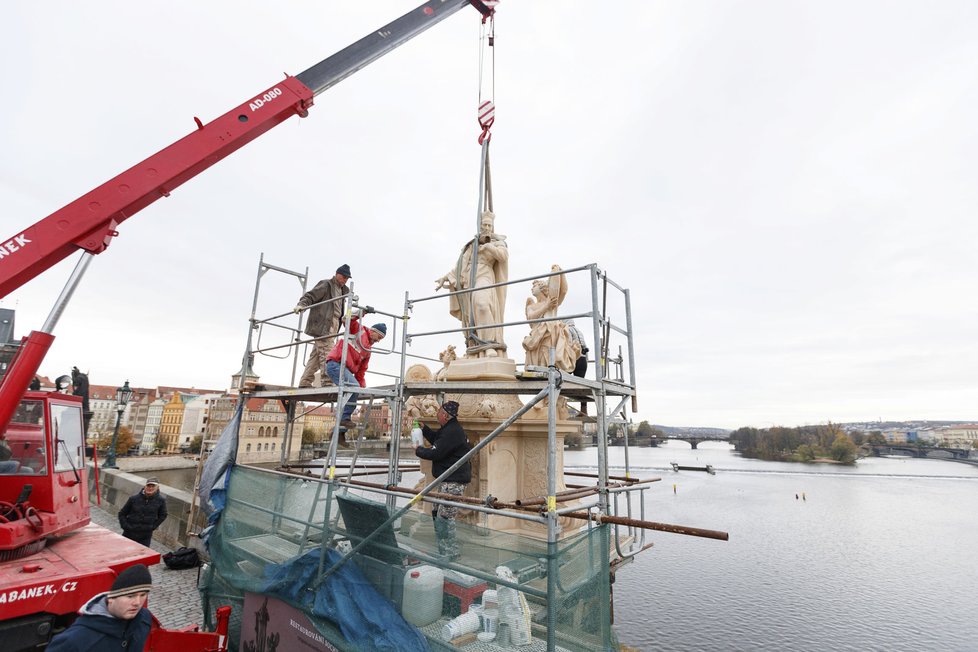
[46, 564, 153, 651]
[325, 318, 387, 447]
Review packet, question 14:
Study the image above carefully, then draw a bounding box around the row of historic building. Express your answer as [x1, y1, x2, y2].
[878, 425, 978, 449]
[30, 366, 391, 464]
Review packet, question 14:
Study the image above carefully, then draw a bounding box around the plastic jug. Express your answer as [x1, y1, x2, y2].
[410, 420, 424, 447]
[402, 565, 444, 627]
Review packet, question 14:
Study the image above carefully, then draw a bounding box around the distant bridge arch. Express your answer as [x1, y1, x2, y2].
[650, 434, 731, 450]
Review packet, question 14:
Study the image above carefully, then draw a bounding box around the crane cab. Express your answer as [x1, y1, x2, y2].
[0, 392, 89, 556]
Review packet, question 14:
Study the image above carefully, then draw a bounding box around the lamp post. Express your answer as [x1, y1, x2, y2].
[103, 380, 133, 469]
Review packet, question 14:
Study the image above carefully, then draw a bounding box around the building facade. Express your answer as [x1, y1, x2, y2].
[941, 424, 978, 449]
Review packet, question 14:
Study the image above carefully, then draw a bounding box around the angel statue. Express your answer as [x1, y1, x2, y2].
[522, 264, 580, 372]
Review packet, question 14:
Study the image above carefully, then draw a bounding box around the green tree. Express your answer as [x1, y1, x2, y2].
[830, 433, 857, 464]
[794, 444, 816, 462]
[97, 426, 134, 457]
[189, 435, 203, 454]
[301, 427, 319, 447]
[866, 431, 886, 446]
[636, 421, 654, 438]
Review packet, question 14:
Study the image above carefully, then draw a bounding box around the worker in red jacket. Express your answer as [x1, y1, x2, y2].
[325, 319, 387, 443]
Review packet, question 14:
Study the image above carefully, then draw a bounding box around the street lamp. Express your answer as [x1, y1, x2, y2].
[103, 380, 133, 469]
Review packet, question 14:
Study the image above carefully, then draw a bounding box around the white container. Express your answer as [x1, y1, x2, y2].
[441, 610, 481, 640]
[481, 589, 497, 609]
[402, 565, 444, 627]
[410, 422, 424, 446]
[482, 607, 499, 634]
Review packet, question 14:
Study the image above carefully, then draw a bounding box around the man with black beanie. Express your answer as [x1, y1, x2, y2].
[294, 264, 352, 388]
[46, 564, 153, 651]
[415, 400, 471, 559]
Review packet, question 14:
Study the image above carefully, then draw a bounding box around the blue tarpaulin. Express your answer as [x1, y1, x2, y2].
[197, 399, 242, 546]
[261, 549, 430, 652]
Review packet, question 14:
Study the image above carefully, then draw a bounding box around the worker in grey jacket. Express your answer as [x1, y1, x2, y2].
[294, 264, 352, 388]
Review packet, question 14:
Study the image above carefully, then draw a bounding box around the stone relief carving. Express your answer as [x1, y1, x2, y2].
[403, 364, 440, 422]
[476, 397, 497, 419]
[435, 344, 457, 381]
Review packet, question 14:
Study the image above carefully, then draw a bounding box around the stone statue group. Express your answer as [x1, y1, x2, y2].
[434, 210, 584, 375]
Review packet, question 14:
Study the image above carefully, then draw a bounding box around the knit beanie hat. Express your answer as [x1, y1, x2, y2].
[336, 263, 352, 278]
[441, 401, 459, 418]
[371, 323, 387, 337]
[108, 564, 152, 598]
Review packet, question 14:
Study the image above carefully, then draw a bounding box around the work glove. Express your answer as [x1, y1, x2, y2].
[293, 305, 305, 314]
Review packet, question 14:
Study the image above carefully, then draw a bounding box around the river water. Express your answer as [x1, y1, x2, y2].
[148, 444, 977, 650]
[566, 442, 978, 651]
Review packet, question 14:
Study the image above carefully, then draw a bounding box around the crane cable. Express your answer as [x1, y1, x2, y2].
[458, 5, 499, 355]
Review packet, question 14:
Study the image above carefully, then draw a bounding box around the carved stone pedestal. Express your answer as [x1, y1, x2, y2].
[417, 359, 583, 541]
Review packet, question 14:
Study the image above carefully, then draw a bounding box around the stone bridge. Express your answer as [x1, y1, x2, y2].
[870, 445, 974, 460]
[649, 434, 730, 450]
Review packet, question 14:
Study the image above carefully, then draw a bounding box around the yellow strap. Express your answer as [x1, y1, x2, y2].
[547, 496, 557, 513]
[328, 466, 336, 480]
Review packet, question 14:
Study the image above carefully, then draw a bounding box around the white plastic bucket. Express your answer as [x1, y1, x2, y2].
[402, 565, 444, 627]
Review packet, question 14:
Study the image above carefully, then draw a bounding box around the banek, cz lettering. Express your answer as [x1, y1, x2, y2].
[0, 581, 77, 604]
[0, 234, 31, 259]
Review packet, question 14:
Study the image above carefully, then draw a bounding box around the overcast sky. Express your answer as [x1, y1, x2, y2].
[3, 1, 977, 430]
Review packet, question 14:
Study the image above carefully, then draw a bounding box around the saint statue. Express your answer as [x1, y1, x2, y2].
[522, 265, 580, 372]
[435, 210, 509, 358]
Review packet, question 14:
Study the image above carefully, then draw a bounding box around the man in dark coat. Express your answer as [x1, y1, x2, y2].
[294, 264, 352, 388]
[415, 400, 471, 559]
[46, 564, 153, 651]
[118, 477, 167, 547]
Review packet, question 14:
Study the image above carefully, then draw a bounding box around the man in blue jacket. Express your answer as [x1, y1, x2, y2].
[46, 564, 153, 651]
[415, 400, 471, 559]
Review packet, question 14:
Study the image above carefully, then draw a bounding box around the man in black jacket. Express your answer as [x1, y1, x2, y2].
[415, 400, 471, 559]
[118, 477, 167, 547]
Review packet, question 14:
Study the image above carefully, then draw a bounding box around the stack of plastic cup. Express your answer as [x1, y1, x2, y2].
[441, 610, 481, 641]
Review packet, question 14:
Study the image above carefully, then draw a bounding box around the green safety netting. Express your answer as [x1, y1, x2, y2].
[199, 464, 620, 651]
